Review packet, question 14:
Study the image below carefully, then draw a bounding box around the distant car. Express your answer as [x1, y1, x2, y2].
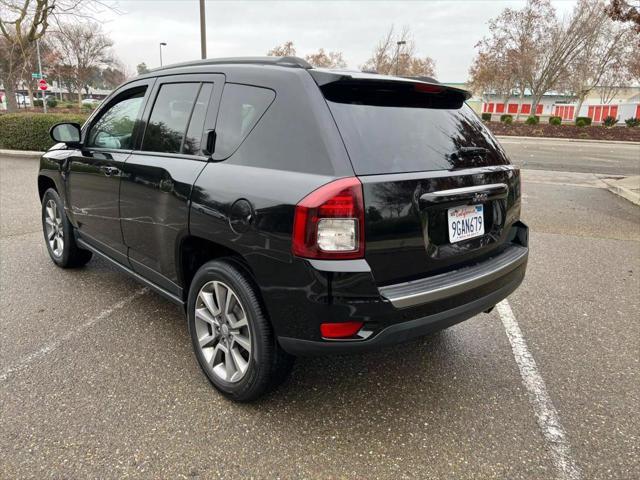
[38, 56, 528, 401]
[81, 98, 101, 106]
[15, 94, 31, 107]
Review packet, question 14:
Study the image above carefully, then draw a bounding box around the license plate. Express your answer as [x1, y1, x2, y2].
[448, 204, 484, 243]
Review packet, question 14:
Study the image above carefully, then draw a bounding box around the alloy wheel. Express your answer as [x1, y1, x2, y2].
[194, 280, 252, 383]
[45, 199, 64, 257]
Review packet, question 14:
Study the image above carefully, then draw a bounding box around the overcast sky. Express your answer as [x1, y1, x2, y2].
[100, 0, 578, 82]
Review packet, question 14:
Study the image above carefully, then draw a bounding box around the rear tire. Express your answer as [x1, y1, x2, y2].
[41, 188, 92, 268]
[187, 259, 294, 402]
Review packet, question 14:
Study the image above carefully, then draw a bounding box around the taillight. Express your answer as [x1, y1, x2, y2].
[292, 177, 365, 259]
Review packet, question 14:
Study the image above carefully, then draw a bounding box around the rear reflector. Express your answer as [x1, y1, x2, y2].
[320, 321, 364, 339]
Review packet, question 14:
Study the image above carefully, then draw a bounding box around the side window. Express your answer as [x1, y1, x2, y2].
[213, 84, 275, 160]
[87, 88, 146, 149]
[142, 83, 201, 154]
[183, 83, 213, 155]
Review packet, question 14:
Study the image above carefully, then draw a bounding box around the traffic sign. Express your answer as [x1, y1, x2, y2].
[31, 73, 47, 79]
[38, 79, 48, 91]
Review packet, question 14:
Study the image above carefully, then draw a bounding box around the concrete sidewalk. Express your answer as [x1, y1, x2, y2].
[0, 149, 43, 159]
[601, 176, 640, 206]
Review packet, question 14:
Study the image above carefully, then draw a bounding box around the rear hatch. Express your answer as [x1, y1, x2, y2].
[312, 71, 521, 286]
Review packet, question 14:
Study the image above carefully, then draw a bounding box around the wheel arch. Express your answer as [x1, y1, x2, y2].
[177, 235, 260, 304]
[37, 174, 58, 201]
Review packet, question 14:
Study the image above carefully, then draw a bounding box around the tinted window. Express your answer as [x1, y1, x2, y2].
[214, 84, 275, 160]
[142, 83, 200, 154]
[324, 83, 509, 175]
[183, 83, 213, 155]
[87, 88, 146, 149]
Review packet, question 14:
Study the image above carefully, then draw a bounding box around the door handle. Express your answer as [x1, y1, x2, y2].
[100, 166, 120, 177]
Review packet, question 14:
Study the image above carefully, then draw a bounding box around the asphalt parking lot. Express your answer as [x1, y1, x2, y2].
[1, 139, 639, 479]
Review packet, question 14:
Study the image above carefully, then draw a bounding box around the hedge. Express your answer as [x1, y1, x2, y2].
[575, 116, 592, 126]
[0, 113, 88, 151]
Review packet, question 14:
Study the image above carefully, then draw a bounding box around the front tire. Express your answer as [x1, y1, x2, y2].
[41, 188, 92, 268]
[187, 259, 294, 402]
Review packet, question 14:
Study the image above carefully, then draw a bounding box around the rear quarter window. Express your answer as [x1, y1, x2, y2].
[213, 83, 275, 160]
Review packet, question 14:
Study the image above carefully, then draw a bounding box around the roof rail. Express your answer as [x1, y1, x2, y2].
[152, 56, 313, 72]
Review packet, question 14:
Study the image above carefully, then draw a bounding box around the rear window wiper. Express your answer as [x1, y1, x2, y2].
[455, 147, 489, 157]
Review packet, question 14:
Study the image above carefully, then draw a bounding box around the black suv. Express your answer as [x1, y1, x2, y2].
[39, 57, 528, 401]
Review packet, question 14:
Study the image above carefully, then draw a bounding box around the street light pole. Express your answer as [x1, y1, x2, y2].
[199, 0, 207, 59]
[159, 42, 167, 67]
[36, 38, 47, 113]
[395, 40, 406, 76]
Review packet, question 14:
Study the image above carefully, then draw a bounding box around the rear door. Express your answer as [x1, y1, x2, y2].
[119, 74, 223, 296]
[66, 80, 152, 264]
[320, 78, 521, 286]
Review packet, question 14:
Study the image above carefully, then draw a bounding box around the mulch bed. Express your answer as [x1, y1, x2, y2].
[486, 122, 640, 142]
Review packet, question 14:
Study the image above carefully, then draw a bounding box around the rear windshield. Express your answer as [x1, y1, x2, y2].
[323, 82, 509, 175]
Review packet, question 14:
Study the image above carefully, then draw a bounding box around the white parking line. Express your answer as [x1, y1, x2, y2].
[0, 287, 148, 383]
[497, 300, 581, 480]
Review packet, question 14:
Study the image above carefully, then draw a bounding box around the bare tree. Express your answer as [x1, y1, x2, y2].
[566, 1, 634, 115]
[606, 0, 640, 38]
[525, 0, 605, 115]
[51, 21, 113, 106]
[628, 48, 640, 84]
[468, 37, 518, 112]
[598, 60, 632, 103]
[305, 48, 346, 68]
[361, 25, 436, 77]
[0, 0, 55, 111]
[267, 41, 296, 57]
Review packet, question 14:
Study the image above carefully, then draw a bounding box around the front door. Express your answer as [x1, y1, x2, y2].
[66, 81, 153, 263]
[120, 74, 223, 296]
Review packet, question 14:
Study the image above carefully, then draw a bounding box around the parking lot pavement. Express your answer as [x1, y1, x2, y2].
[500, 136, 640, 176]
[1, 149, 638, 479]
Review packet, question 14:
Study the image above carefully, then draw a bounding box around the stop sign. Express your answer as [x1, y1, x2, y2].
[38, 79, 48, 91]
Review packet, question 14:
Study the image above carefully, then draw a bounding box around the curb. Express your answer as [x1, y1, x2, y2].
[601, 177, 640, 206]
[0, 149, 44, 159]
[495, 135, 640, 146]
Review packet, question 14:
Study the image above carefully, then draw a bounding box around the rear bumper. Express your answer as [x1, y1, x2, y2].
[278, 261, 525, 356]
[273, 221, 528, 356]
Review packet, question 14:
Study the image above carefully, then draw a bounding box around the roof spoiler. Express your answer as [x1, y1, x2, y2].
[309, 70, 471, 109]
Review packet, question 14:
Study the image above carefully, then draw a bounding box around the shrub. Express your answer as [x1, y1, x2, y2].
[46, 98, 58, 108]
[524, 116, 540, 125]
[625, 117, 640, 128]
[575, 116, 592, 126]
[549, 116, 562, 126]
[0, 113, 88, 151]
[602, 116, 618, 127]
[481, 112, 491, 121]
[500, 114, 513, 124]
[33, 99, 43, 107]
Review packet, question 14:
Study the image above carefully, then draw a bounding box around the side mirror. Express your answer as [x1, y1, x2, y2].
[49, 123, 81, 146]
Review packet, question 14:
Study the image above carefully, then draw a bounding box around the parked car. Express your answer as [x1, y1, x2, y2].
[81, 97, 102, 106]
[15, 93, 31, 107]
[39, 57, 528, 401]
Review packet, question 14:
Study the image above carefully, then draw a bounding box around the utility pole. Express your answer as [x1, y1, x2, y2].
[159, 42, 167, 67]
[395, 40, 406, 76]
[36, 38, 47, 113]
[199, 0, 207, 59]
